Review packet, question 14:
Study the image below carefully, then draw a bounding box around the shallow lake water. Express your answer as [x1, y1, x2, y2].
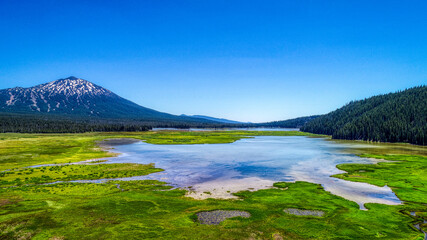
[152, 127, 299, 131]
[95, 136, 401, 209]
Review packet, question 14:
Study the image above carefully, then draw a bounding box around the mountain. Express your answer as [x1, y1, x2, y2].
[301, 86, 427, 145]
[0, 76, 235, 132]
[181, 115, 248, 124]
[257, 115, 320, 128]
[0, 76, 185, 120]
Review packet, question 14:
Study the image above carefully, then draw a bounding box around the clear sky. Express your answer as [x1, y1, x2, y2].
[0, 1, 426, 122]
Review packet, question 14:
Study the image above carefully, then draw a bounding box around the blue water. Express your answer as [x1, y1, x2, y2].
[100, 136, 401, 209]
[152, 127, 299, 131]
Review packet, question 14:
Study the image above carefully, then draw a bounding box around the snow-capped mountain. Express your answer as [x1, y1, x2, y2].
[1, 77, 117, 113]
[0, 76, 195, 121]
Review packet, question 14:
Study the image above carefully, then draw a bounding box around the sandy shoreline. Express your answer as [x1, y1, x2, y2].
[185, 177, 276, 200]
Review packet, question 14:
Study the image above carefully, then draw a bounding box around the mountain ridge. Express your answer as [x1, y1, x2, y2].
[181, 114, 249, 124]
[1, 76, 150, 117]
[0, 77, 213, 123]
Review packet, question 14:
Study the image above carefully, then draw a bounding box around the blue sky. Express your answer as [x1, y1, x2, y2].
[0, 0, 426, 122]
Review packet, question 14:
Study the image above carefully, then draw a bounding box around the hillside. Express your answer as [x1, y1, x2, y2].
[182, 115, 248, 124]
[0, 77, 233, 132]
[301, 86, 426, 145]
[0, 77, 196, 121]
[257, 115, 320, 128]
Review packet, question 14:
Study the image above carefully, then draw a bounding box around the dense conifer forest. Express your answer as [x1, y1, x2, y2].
[301, 86, 426, 145]
[0, 113, 319, 133]
[257, 115, 320, 128]
[0, 114, 243, 133]
[0, 114, 150, 133]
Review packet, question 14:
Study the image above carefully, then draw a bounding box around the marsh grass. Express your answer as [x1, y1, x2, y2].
[0, 132, 425, 239]
[0, 181, 421, 239]
[0, 163, 161, 187]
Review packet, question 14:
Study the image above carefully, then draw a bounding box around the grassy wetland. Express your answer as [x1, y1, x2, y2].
[0, 131, 426, 239]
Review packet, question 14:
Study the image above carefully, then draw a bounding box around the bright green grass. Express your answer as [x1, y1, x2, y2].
[0, 163, 161, 187]
[0, 181, 420, 239]
[0, 132, 425, 239]
[333, 154, 427, 204]
[333, 153, 427, 234]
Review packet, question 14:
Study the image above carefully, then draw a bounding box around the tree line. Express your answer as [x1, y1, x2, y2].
[301, 86, 426, 145]
[0, 113, 246, 133]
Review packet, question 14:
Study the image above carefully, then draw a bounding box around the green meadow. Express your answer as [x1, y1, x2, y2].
[0, 131, 426, 239]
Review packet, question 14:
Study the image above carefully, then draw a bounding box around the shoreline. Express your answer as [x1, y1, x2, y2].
[94, 137, 402, 209]
[13, 134, 416, 211]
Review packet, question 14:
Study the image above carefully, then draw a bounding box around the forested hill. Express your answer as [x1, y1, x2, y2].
[301, 86, 427, 145]
[257, 115, 320, 128]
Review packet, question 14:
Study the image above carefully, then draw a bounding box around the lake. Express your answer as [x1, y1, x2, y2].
[152, 127, 300, 131]
[96, 136, 402, 209]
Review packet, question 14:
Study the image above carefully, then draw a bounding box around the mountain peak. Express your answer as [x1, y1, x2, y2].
[0, 77, 117, 113]
[59, 76, 79, 81]
[38, 77, 113, 98]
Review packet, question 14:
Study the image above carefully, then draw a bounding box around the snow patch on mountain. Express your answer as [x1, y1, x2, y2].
[6, 92, 15, 106]
[0, 76, 118, 114]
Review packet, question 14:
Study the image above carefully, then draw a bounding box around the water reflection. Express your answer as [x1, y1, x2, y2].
[102, 136, 402, 209]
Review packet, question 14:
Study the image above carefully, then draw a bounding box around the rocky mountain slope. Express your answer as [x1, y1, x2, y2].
[0, 76, 215, 124]
[0, 77, 173, 119]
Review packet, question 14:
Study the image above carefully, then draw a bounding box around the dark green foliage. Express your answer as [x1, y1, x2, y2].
[0, 113, 244, 133]
[258, 115, 320, 128]
[301, 86, 427, 145]
[0, 113, 152, 133]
